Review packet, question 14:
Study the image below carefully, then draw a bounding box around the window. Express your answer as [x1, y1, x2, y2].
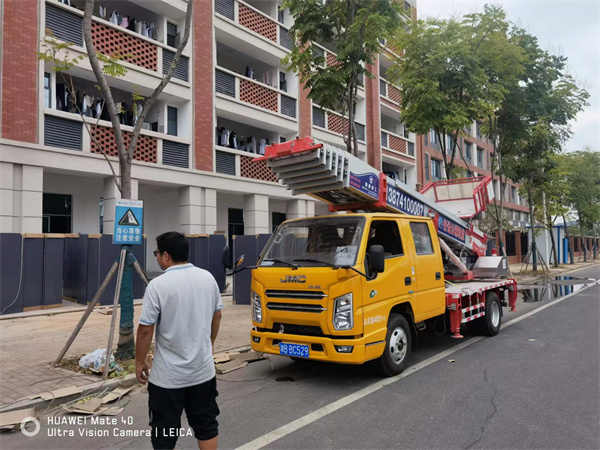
[279, 72, 287, 92]
[424, 133, 428, 147]
[429, 129, 436, 144]
[431, 158, 442, 180]
[464, 141, 472, 162]
[476, 121, 482, 139]
[272, 212, 286, 232]
[425, 154, 430, 181]
[278, 8, 284, 24]
[367, 220, 403, 257]
[43, 193, 72, 233]
[511, 186, 517, 203]
[44, 73, 51, 108]
[505, 232, 516, 256]
[167, 22, 179, 48]
[477, 147, 484, 167]
[410, 222, 433, 255]
[446, 135, 454, 154]
[167, 106, 178, 136]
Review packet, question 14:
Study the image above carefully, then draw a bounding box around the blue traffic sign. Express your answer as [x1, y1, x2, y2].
[114, 199, 143, 245]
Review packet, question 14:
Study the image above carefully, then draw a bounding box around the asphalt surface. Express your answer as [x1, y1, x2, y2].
[2, 265, 599, 450]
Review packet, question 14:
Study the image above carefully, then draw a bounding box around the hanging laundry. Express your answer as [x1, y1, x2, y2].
[246, 66, 254, 79]
[120, 16, 129, 28]
[109, 10, 120, 25]
[229, 132, 237, 149]
[98, 4, 106, 19]
[259, 138, 267, 155]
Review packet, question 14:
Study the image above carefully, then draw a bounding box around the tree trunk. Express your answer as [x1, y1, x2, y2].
[579, 210, 587, 262]
[562, 213, 574, 264]
[528, 184, 537, 272]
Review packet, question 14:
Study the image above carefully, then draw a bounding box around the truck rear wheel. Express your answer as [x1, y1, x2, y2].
[377, 314, 411, 377]
[472, 291, 502, 336]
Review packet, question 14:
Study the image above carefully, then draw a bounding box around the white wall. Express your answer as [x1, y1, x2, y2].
[43, 173, 103, 234]
[139, 185, 179, 272]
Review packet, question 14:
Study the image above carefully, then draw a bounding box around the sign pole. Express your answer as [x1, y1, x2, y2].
[104, 248, 127, 378]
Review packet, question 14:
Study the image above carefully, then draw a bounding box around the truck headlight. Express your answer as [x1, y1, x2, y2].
[333, 293, 353, 330]
[252, 290, 262, 323]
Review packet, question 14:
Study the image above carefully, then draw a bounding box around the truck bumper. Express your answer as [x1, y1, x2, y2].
[250, 330, 385, 364]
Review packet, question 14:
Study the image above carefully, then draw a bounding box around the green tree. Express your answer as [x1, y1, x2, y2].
[503, 30, 589, 270]
[389, 4, 524, 178]
[564, 149, 600, 261]
[40, 0, 193, 360]
[283, 0, 403, 155]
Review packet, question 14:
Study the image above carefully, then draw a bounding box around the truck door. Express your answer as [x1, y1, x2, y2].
[407, 220, 445, 321]
[362, 219, 414, 337]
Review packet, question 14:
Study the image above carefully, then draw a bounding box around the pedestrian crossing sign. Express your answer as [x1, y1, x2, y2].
[114, 199, 143, 245]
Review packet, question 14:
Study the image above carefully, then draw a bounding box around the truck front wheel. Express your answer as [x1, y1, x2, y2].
[377, 314, 411, 377]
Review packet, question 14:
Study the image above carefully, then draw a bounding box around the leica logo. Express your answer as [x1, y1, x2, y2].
[280, 275, 306, 283]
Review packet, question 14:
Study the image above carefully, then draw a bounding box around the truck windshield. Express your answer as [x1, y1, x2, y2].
[260, 216, 366, 267]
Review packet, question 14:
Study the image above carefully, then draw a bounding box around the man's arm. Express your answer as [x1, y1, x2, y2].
[135, 324, 154, 384]
[211, 309, 222, 349]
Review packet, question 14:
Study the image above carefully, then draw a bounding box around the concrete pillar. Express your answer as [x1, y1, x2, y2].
[0, 163, 43, 232]
[0, 162, 14, 232]
[102, 177, 138, 234]
[286, 199, 315, 220]
[244, 194, 269, 235]
[178, 186, 217, 234]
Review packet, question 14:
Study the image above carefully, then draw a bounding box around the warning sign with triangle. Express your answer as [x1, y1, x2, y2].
[118, 209, 140, 226]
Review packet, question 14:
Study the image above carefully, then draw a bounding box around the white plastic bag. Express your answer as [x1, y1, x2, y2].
[79, 348, 122, 373]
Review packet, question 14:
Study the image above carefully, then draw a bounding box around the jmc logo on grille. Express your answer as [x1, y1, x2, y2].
[280, 275, 306, 283]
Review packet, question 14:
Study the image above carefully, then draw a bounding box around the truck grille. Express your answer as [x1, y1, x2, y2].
[269, 323, 325, 337]
[265, 290, 326, 300]
[266, 302, 326, 313]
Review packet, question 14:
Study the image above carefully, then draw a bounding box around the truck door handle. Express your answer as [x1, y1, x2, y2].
[435, 272, 441, 280]
[405, 276, 411, 286]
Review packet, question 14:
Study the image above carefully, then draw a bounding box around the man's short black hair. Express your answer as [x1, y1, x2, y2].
[156, 232, 189, 263]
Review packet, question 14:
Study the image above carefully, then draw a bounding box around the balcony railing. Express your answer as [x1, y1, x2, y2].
[215, 0, 294, 51]
[45, 2, 189, 82]
[215, 148, 279, 183]
[43, 111, 190, 168]
[381, 130, 415, 157]
[312, 106, 365, 143]
[380, 78, 401, 104]
[215, 67, 297, 119]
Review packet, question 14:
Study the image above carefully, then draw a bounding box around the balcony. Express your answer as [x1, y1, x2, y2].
[45, 1, 190, 84]
[215, 0, 294, 52]
[312, 43, 365, 96]
[43, 110, 191, 169]
[380, 78, 402, 105]
[381, 130, 415, 159]
[312, 106, 366, 143]
[215, 67, 297, 124]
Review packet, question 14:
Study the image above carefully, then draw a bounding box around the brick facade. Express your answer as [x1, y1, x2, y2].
[193, 0, 214, 172]
[365, 58, 381, 170]
[1, 0, 38, 143]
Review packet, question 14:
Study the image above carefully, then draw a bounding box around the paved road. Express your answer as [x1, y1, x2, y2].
[2, 265, 599, 449]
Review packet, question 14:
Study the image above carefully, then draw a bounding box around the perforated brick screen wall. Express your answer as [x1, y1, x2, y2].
[388, 134, 407, 153]
[92, 22, 157, 72]
[327, 112, 349, 135]
[240, 156, 278, 183]
[91, 126, 157, 163]
[326, 52, 338, 67]
[238, 4, 277, 42]
[388, 84, 402, 104]
[240, 79, 278, 112]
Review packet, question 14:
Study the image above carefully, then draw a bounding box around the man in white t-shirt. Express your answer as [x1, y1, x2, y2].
[136, 232, 223, 450]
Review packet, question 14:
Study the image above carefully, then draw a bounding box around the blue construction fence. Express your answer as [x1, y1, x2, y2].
[232, 233, 272, 305]
[0, 233, 228, 315]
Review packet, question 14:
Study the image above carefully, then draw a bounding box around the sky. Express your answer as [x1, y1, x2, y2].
[416, 0, 600, 153]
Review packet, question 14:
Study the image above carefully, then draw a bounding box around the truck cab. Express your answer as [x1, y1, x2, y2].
[248, 212, 446, 376]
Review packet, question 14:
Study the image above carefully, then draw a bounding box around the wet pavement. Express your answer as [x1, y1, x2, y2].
[517, 275, 599, 303]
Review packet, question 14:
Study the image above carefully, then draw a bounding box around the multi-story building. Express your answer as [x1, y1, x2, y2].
[0, 0, 419, 273]
[1, 0, 530, 271]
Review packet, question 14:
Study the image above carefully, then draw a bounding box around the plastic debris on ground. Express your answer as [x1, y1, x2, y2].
[78, 349, 123, 374]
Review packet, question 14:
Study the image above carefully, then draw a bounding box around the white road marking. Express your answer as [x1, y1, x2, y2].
[236, 284, 596, 450]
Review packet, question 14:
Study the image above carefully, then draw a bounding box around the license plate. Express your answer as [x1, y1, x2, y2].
[279, 342, 309, 358]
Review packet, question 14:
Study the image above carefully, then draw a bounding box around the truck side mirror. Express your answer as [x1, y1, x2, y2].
[222, 245, 232, 270]
[236, 255, 245, 267]
[369, 245, 385, 274]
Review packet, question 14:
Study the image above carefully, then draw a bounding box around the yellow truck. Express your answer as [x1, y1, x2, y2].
[224, 138, 518, 376]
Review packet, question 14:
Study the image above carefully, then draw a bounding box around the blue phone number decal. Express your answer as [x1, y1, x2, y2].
[386, 185, 426, 216]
